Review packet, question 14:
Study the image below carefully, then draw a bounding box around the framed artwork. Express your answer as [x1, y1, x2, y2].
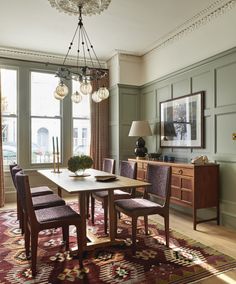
[160, 91, 204, 148]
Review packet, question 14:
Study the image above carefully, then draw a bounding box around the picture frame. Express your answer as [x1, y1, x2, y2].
[160, 91, 204, 148]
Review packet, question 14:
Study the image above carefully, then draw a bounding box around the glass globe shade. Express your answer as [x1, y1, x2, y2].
[92, 91, 102, 103]
[80, 81, 93, 95]
[97, 87, 109, 100]
[55, 82, 69, 99]
[71, 91, 83, 103]
[54, 91, 64, 100]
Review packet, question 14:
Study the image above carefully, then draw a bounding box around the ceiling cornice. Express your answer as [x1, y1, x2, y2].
[0, 0, 235, 62]
[144, 0, 236, 56]
[0, 47, 107, 68]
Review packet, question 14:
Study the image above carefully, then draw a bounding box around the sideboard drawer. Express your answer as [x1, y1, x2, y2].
[172, 167, 193, 177]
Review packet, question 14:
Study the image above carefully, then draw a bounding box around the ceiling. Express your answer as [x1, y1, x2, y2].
[0, 0, 216, 61]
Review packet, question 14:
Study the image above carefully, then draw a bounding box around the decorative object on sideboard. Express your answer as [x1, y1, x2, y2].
[129, 120, 152, 158]
[191, 155, 209, 165]
[48, 1, 111, 103]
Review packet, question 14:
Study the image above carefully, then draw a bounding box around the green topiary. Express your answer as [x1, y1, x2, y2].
[67, 155, 93, 173]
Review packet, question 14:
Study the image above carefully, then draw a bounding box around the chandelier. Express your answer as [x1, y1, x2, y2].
[48, 0, 111, 103]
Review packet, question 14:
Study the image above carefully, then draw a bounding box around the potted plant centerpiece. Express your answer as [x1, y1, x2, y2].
[68, 155, 93, 176]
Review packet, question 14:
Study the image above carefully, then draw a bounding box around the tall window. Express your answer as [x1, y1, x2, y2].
[72, 80, 90, 155]
[1, 68, 17, 166]
[31, 72, 61, 164]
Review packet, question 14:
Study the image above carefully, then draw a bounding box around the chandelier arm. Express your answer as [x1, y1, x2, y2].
[81, 27, 87, 69]
[82, 26, 95, 69]
[82, 27, 102, 69]
[76, 19, 82, 74]
[63, 21, 80, 66]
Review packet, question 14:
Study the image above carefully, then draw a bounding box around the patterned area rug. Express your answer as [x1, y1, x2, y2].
[0, 203, 236, 284]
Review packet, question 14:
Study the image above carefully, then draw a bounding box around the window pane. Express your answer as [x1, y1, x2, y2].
[1, 69, 17, 115]
[72, 81, 90, 118]
[2, 118, 17, 165]
[31, 118, 61, 163]
[73, 119, 90, 155]
[31, 72, 60, 116]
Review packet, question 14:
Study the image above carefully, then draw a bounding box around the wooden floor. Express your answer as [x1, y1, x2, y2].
[3, 200, 236, 284]
[150, 209, 236, 284]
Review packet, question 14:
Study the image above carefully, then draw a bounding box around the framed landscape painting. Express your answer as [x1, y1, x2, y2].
[160, 92, 204, 148]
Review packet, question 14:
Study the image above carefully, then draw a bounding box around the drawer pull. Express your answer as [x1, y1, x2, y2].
[178, 169, 183, 175]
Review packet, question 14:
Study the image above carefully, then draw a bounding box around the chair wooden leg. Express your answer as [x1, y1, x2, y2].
[20, 209, 24, 235]
[114, 208, 118, 238]
[91, 195, 95, 225]
[132, 217, 137, 255]
[24, 218, 30, 259]
[16, 194, 20, 221]
[76, 224, 83, 269]
[164, 216, 169, 247]
[62, 225, 69, 250]
[31, 232, 38, 277]
[144, 215, 148, 235]
[104, 200, 108, 235]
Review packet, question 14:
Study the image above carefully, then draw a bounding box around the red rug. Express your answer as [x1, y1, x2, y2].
[0, 203, 236, 284]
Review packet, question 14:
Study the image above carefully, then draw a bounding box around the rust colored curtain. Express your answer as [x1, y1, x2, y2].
[90, 70, 109, 170]
[0, 70, 5, 207]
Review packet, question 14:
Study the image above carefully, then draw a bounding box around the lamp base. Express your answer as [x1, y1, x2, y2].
[134, 137, 148, 158]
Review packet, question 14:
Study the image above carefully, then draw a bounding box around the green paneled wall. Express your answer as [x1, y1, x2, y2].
[112, 47, 236, 229]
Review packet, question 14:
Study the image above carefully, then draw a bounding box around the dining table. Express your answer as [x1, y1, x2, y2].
[38, 168, 151, 250]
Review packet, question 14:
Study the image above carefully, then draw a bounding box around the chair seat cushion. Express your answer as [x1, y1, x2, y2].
[30, 186, 53, 197]
[36, 205, 80, 223]
[32, 194, 65, 210]
[115, 198, 162, 215]
[93, 189, 130, 199]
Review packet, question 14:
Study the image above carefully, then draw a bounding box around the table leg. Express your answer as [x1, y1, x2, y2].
[108, 189, 115, 241]
[57, 186, 62, 197]
[78, 192, 87, 248]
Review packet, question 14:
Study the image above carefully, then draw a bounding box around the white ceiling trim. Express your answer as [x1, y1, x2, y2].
[143, 0, 236, 56]
[0, 0, 235, 64]
[0, 47, 107, 68]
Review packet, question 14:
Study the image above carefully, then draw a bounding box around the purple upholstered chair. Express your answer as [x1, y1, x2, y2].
[114, 164, 171, 253]
[91, 160, 137, 234]
[15, 171, 83, 277]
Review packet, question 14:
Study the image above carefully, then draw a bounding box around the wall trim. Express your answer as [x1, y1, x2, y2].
[142, 47, 236, 88]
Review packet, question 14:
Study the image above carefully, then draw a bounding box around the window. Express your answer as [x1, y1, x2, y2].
[72, 80, 90, 156]
[1, 68, 17, 166]
[31, 72, 61, 164]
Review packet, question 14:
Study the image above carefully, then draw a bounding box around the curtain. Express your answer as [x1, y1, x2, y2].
[90, 70, 109, 170]
[0, 70, 5, 207]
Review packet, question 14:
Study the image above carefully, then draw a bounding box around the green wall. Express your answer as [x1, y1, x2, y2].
[111, 47, 236, 229]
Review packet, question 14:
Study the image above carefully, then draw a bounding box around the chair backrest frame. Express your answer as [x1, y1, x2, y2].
[15, 171, 37, 225]
[146, 164, 171, 208]
[11, 165, 23, 188]
[103, 158, 116, 174]
[119, 160, 137, 179]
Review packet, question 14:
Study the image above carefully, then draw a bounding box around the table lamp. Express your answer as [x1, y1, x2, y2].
[129, 120, 152, 158]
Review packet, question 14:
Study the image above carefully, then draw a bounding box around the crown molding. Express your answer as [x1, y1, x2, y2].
[0, 0, 235, 63]
[144, 0, 236, 56]
[0, 46, 107, 69]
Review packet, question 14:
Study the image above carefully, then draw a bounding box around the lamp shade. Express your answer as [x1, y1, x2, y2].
[129, 121, 152, 137]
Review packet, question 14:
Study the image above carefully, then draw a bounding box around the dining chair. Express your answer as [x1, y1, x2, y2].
[91, 160, 137, 234]
[114, 164, 171, 253]
[11, 165, 65, 234]
[15, 170, 83, 277]
[10, 164, 54, 197]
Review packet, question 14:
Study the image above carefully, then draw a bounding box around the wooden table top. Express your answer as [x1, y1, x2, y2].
[38, 168, 150, 194]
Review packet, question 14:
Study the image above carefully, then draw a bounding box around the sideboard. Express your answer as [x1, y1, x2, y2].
[128, 158, 220, 230]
